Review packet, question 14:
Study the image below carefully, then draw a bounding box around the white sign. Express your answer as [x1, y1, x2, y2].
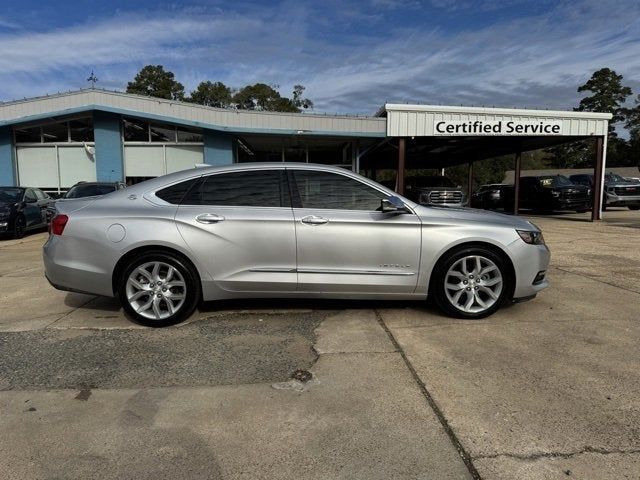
[434, 120, 563, 136]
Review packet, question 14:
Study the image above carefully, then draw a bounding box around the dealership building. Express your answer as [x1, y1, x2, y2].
[0, 88, 611, 219]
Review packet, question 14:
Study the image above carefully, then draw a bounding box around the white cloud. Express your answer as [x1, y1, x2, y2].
[0, 0, 638, 115]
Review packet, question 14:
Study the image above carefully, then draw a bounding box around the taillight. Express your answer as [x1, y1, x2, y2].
[50, 214, 69, 235]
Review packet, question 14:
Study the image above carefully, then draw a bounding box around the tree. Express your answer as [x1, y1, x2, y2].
[126, 65, 185, 100]
[577, 68, 632, 138]
[623, 94, 640, 142]
[231, 83, 312, 112]
[292, 84, 314, 110]
[188, 81, 233, 108]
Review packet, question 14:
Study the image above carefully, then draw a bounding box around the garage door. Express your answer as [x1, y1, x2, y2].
[16, 145, 97, 190]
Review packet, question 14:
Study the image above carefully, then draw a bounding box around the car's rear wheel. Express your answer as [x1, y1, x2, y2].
[432, 246, 511, 319]
[13, 215, 26, 239]
[118, 251, 199, 327]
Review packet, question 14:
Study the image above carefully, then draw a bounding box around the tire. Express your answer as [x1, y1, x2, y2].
[117, 251, 200, 327]
[576, 209, 588, 213]
[13, 215, 26, 239]
[629, 206, 640, 211]
[431, 246, 512, 319]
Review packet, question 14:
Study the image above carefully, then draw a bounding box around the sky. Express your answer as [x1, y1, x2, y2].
[0, 0, 638, 115]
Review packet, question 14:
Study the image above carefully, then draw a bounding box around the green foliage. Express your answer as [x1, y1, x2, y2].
[187, 81, 233, 108]
[232, 83, 300, 112]
[126, 65, 185, 100]
[623, 94, 640, 143]
[577, 68, 632, 138]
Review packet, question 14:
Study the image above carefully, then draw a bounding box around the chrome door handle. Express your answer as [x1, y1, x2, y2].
[196, 213, 225, 224]
[301, 215, 329, 225]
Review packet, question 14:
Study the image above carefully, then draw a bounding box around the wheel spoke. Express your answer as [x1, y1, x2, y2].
[479, 285, 498, 299]
[480, 265, 497, 275]
[452, 289, 464, 304]
[447, 271, 465, 279]
[464, 292, 475, 310]
[475, 292, 487, 308]
[165, 298, 176, 315]
[165, 266, 175, 282]
[152, 296, 162, 318]
[474, 256, 482, 275]
[129, 278, 149, 291]
[166, 281, 185, 288]
[151, 262, 160, 280]
[136, 297, 154, 313]
[128, 290, 149, 302]
[446, 282, 464, 291]
[136, 267, 153, 282]
[483, 276, 502, 287]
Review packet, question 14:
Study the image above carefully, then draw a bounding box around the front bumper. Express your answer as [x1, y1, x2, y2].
[506, 239, 551, 300]
[605, 192, 640, 207]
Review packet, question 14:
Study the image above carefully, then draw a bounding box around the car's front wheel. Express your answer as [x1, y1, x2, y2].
[431, 246, 511, 319]
[118, 251, 200, 327]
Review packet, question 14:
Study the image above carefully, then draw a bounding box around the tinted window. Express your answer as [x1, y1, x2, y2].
[0, 188, 23, 202]
[14, 126, 41, 143]
[65, 184, 116, 198]
[292, 170, 386, 211]
[42, 122, 68, 142]
[69, 118, 94, 142]
[183, 170, 288, 207]
[24, 189, 38, 202]
[34, 189, 46, 200]
[156, 178, 200, 205]
[123, 119, 149, 141]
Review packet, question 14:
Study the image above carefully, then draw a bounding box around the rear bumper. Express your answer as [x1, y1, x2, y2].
[43, 235, 114, 297]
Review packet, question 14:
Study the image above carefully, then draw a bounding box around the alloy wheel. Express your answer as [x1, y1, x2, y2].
[125, 261, 187, 321]
[444, 255, 503, 314]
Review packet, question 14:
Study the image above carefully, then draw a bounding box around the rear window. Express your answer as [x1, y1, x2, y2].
[65, 184, 117, 198]
[155, 178, 200, 204]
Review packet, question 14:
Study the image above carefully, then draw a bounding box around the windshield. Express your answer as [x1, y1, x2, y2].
[605, 173, 625, 183]
[65, 184, 116, 199]
[539, 175, 573, 187]
[0, 188, 23, 203]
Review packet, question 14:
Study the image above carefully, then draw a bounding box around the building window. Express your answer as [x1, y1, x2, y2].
[14, 126, 41, 143]
[14, 117, 93, 144]
[123, 118, 149, 142]
[122, 117, 203, 144]
[42, 123, 69, 143]
[69, 118, 94, 142]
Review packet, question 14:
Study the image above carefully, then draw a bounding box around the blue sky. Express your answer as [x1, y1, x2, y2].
[0, 0, 638, 114]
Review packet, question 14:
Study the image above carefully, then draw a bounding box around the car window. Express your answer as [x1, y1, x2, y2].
[156, 178, 200, 205]
[24, 189, 38, 203]
[0, 188, 23, 202]
[183, 170, 289, 207]
[34, 189, 46, 200]
[292, 170, 387, 211]
[65, 184, 117, 198]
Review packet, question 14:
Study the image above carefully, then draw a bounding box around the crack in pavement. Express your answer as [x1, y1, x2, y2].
[552, 266, 640, 295]
[474, 446, 640, 461]
[374, 309, 482, 480]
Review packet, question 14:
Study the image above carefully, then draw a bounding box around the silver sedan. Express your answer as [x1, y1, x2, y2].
[43, 163, 550, 327]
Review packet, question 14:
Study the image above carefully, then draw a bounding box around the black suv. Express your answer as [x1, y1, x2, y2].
[0, 187, 53, 238]
[569, 173, 640, 210]
[517, 175, 590, 213]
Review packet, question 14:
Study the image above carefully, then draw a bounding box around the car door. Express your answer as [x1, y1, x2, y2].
[173, 168, 297, 293]
[289, 168, 421, 294]
[33, 189, 50, 226]
[22, 189, 42, 228]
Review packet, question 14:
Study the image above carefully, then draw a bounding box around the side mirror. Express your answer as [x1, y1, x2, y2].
[381, 196, 410, 213]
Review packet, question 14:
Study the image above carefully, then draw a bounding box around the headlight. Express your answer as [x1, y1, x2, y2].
[517, 230, 545, 245]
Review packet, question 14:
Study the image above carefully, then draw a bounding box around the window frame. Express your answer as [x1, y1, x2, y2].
[287, 168, 392, 212]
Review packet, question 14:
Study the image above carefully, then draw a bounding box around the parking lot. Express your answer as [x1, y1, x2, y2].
[1, 210, 639, 480]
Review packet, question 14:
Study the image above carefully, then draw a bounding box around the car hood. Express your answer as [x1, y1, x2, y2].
[415, 205, 539, 230]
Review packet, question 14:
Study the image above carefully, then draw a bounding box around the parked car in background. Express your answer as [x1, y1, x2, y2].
[44, 163, 549, 327]
[518, 175, 590, 213]
[471, 184, 514, 211]
[0, 187, 53, 238]
[47, 182, 127, 221]
[405, 175, 467, 207]
[569, 173, 640, 210]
